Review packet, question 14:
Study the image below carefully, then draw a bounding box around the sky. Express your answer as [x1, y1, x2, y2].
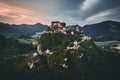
[0, 0, 120, 26]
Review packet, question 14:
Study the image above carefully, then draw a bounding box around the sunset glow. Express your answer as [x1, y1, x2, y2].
[0, 2, 51, 25]
[0, 0, 120, 25]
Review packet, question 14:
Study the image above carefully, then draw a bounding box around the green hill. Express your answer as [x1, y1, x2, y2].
[83, 20, 120, 41]
[0, 27, 120, 80]
[37, 28, 105, 80]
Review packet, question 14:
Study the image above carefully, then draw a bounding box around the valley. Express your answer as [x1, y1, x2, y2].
[95, 41, 120, 49]
[0, 21, 120, 80]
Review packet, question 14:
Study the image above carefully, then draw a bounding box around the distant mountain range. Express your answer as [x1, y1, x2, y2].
[0, 22, 48, 37]
[82, 20, 120, 41]
[0, 20, 120, 40]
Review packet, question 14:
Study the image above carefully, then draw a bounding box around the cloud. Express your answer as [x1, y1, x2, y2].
[0, 2, 50, 24]
[85, 7, 120, 25]
[86, 11, 110, 21]
[0, 0, 120, 25]
[80, 0, 99, 11]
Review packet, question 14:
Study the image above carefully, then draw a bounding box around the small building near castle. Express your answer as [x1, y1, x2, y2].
[45, 49, 53, 55]
[81, 36, 91, 42]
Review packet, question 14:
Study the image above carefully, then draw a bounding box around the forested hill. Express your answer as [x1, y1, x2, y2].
[1, 20, 120, 41]
[0, 23, 120, 80]
[0, 22, 48, 37]
[82, 20, 120, 41]
[37, 27, 120, 80]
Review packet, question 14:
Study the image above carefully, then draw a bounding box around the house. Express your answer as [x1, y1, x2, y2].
[45, 49, 50, 54]
[33, 52, 38, 57]
[76, 27, 80, 32]
[62, 63, 68, 68]
[64, 58, 68, 61]
[37, 44, 41, 52]
[62, 27, 66, 31]
[28, 60, 35, 69]
[71, 31, 74, 35]
[73, 40, 78, 46]
[81, 36, 91, 42]
[67, 40, 80, 50]
[45, 49, 53, 55]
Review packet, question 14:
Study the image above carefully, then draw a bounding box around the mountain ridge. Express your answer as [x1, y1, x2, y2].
[0, 22, 48, 37]
[82, 20, 120, 41]
[0, 20, 120, 40]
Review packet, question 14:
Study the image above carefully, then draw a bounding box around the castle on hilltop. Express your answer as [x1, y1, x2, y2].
[50, 21, 62, 29]
[46, 21, 81, 34]
[44, 21, 85, 35]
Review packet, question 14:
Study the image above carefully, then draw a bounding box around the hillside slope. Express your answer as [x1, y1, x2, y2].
[37, 27, 120, 80]
[0, 26, 120, 80]
[0, 22, 48, 37]
[82, 20, 120, 41]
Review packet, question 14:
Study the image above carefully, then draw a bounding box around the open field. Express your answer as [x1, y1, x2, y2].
[95, 41, 120, 50]
[17, 39, 31, 44]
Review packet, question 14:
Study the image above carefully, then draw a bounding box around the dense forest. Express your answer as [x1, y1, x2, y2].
[0, 28, 120, 80]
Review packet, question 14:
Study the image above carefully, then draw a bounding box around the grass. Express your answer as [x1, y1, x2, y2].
[18, 39, 31, 44]
[95, 41, 120, 47]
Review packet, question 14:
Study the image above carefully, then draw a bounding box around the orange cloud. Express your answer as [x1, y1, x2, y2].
[0, 2, 51, 25]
